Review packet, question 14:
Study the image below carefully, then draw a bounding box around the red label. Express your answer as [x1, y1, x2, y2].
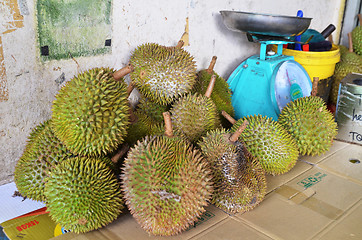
[16, 220, 40, 231]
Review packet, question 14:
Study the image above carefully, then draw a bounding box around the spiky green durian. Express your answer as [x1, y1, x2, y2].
[193, 69, 234, 128]
[278, 96, 338, 156]
[14, 120, 73, 201]
[136, 96, 171, 124]
[51, 67, 130, 156]
[340, 50, 362, 66]
[129, 43, 197, 105]
[198, 128, 266, 214]
[124, 97, 170, 146]
[338, 45, 349, 56]
[170, 93, 221, 143]
[44, 156, 123, 233]
[230, 115, 299, 175]
[121, 135, 213, 236]
[329, 61, 362, 105]
[352, 26, 362, 55]
[124, 112, 164, 146]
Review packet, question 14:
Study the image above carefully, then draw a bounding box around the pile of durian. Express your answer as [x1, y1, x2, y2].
[14, 40, 337, 236]
[329, 14, 362, 107]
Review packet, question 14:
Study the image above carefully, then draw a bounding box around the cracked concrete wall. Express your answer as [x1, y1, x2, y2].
[0, 0, 345, 184]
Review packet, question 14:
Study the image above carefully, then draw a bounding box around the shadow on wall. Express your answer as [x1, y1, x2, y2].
[213, 11, 259, 79]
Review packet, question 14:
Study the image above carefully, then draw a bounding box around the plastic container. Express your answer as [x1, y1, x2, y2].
[280, 44, 340, 80]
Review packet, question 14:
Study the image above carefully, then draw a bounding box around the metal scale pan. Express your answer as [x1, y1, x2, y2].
[220, 11, 313, 120]
[220, 11, 312, 38]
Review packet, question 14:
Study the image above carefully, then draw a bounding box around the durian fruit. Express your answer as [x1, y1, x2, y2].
[338, 44, 349, 56]
[339, 45, 362, 66]
[198, 121, 266, 214]
[224, 112, 299, 175]
[330, 33, 362, 105]
[136, 96, 170, 125]
[44, 156, 123, 233]
[14, 120, 73, 201]
[279, 78, 338, 156]
[51, 67, 131, 156]
[121, 112, 213, 236]
[124, 111, 164, 146]
[192, 56, 234, 128]
[170, 75, 221, 143]
[352, 14, 362, 55]
[129, 41, 197, 105]
[124, 95, 169, 146]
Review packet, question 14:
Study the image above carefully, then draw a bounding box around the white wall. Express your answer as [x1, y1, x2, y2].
[0, 0, 346, 183]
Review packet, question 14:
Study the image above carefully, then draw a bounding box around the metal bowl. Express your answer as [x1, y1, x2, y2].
[220, 11, 312, 37]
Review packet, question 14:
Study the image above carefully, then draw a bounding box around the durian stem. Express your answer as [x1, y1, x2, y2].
[113, 64, 134, 81]
[311, 77, 319, 96]
[111, 143, 130, 163]
[128, 102, 138, 124]
[348, 32, 353, 53]
[175, 40, 185, 48]
[206, 56, 217, 74]
[221, 110, 237, 125]
[204, 74, 216, 98]
[127, 82, 135, 97]
[229, 120, 248, 143]
[328, 34, 333, 44]
[163, 112, 174, 137]
[358, 14, 362, 25]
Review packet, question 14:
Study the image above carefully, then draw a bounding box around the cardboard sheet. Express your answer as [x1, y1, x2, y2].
[316, 200, 362, 239]
[236, 168, 362, 240]
[51, 205, 228, 240]
[265, 159, 312, 194]
[192, 218, 272, 240]
[317, 144, 362, 185]
[0, 182, 45, 223]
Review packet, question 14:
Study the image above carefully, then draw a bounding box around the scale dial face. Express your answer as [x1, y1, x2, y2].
[271, 60, 312, 114]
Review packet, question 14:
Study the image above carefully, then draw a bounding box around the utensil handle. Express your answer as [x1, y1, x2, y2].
[320, 24, 336, 38]
[294, 10, 303, 51]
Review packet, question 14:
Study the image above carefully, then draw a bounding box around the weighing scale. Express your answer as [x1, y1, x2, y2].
[220, 11, 313, 120]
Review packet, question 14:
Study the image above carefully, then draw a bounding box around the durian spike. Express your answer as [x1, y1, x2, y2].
[163, 112, 174, 137]
[229, 120, 248, 143]
[204, 74, 216, 98]
[113, 64, 134, 81]
[111, 143, 130, 163]
[206, 56, 217, 75]
[348, 32, 353, 53]
[175, 40, 185, 48]
[311, 77, 319, 97]
[221, 110, 237, 125]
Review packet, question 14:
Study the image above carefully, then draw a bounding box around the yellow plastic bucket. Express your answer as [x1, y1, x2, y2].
[273, 44, 340, 80]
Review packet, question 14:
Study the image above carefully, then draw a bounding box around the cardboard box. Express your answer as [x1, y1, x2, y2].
[192, 218, 272, 240]
[235, 168, 362, 240]
[315, 200, 362, 239]
[51, 205, 228, 240]
[317, 143, 362, 185]
[1, 211, 62, 240]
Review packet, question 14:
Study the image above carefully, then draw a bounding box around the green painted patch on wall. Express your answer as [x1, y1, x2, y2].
[36, 0, 112, 61]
